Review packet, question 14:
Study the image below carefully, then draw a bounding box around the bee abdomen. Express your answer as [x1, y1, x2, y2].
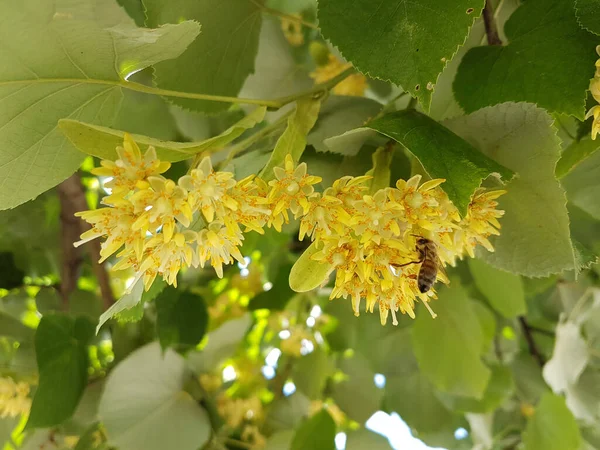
[418, 258, 438, 293]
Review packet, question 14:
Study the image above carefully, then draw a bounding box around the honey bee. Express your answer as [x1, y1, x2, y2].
[392, 236, 445, 293]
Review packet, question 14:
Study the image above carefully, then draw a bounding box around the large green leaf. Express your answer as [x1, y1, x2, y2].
[98, 342, 211, 450]
[576, 0, 600, 35]
[60, 106, 266, 162]
[96, 280, 144, 333]
[291, 409, 336, 450]
[366, 110, 513, 215]
[563, 149, 600, 220]
[317, 0, 485, 110]
[259, 97, 322, 181]
[446, 103, 578, 276]
[155, 288, 209, 352]
[345, 430, 392, 450]
[27, 314, 94, 428]
[556, 138, 600, 179]
[332, 352, 384, 423]
[454, 0, 597, 119]
[412, 282, 491, 398]
[0, 0, 200, 209]
[144, 0, 262, 113]
[523, 393, 581, 450]
[469, 259, 526, 318]
[292, 348, 333, 400]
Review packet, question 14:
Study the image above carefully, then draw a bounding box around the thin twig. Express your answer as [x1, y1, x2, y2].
[527, 325, 555, 337]
[493, 335, 503, 363]
[518, 317, 545, 367]
[59, 173, 115, 310]
[482, 0, 502, 46]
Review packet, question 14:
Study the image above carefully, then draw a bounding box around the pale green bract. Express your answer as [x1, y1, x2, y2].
[0, 0, 200, 210]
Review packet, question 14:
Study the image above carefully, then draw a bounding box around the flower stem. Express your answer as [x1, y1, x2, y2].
[248, 0, 319, 30]
[482, 0, 502, 45]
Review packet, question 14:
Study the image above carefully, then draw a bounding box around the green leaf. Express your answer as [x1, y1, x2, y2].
[114, 279, 167, 324]
[382, 331, 455, 433]
[576, 0, 600, 35]
[556, 138, 600, 178]
[99, 342, 211, 450]
[155, 288, 208, 352]
[563, 149, 600, 220]
[332, 352, 384, 423]
[345, 429, 392, 450]
[60, 106, 266, 162]
[307, 97, 382, 154]
[0, 1, 200, 209]
[523, 393, 581, 450]
[27, 314, 94, 428]
[96, 280, 144, 333]
[187, 314, 252, 373]
[260, 98, 322, 181]
[289, 242, 333, 293]
[144, 0, 262, 113]
[266, 393, 311, 432]
[366, 110, 512, 215]
[469, 258, 526, 318]
[446, 103, 578, 276]
[249, 264, 295, 311]
[317, 0, 485, 110]
[543, 321, 589, 392]
[412, 282, 491, 398]
[291, 409, 336, 450]
[445, 366, 514, 413]
[454, 0, 597, 119]
[365, 145, 393, 194]
[293, 348, 333, 400]
[0, 312, 36, 342]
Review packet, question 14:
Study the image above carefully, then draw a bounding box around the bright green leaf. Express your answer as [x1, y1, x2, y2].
[114, 280, 167, 324]
[412, 282, 491, 398]
[332, 352, 384, 423]
[293, 348, 333, 399]
[471, 301, 496, 352]
[576, 0, 600, 35]
[543, 321, 589, 392]
[27, 314, 94, 428]
[523, 393, 581, 450]
[289, 242, 332, 293]
[0, 1, 200, 209]
[291, 409, 336, 450]
[469, 259, 526, 318]
[144, 0, 262, 113]
[249, 264, 295, 311]
[446, 103, 578, 276]
[556, 138, 600, 178]
[445, 366, 513, 413]
[454, 0, 597, 119]
[512, 353, 550, 403]
[155, 288, 209, 352]
[96, 280, 144, 333]
[366, 145, 393, 194]
[99, 342, 211, 450]
[260, 98, 322, 181]
[563, 149, 600, 220]
[60, 106, 266, 162]
[317, 0, 485, 110]
[367, 110, 512, 215]
[266, 393, 311, 432]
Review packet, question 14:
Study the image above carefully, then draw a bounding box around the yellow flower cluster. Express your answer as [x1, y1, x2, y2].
[217, 394, 266, 449]
[280, 14, 304, 47]
[587, 45, 600, 139]
[0, 376, 31, 418]
[78, 135, 505, 325]
[310, 54, 367, 97]
[76, 134, 273, 290]
[299, 176, 505, 325]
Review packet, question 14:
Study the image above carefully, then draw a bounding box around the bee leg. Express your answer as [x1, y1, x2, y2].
[391, 258, 423, 268]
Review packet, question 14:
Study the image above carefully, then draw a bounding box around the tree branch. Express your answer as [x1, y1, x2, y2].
[482, 0, 502, 46]
[518, 317, 545, 367]
[58, 173, 115, 310]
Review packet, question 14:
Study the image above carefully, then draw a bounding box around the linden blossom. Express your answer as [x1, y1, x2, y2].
[76, 134, 505, 325]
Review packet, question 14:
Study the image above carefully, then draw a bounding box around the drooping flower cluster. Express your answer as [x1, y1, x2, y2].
[77, 134, 505, 325]
[586, 45, 600, 139]
[0, 376, 31, 418]
[299, 175, 505, 325]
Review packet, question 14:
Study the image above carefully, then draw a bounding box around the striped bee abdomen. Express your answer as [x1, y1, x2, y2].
[417, 258, 438, 293]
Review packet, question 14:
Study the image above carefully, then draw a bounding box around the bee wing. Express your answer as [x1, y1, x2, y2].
[436, 255, 450, 285]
